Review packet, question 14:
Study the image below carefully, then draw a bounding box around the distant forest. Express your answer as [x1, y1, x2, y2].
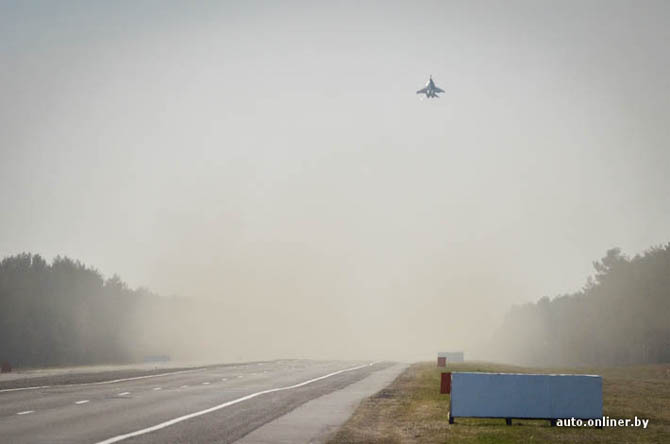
[495, 244, 670, 367]
[0, 254, 181, 367]
[2, 244, 669, 368]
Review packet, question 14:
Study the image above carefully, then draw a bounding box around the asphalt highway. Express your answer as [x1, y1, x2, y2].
[0, 360, 391, 444]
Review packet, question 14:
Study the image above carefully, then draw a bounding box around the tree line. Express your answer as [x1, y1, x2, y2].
[494, 244, 670, 367]
[0, 253, 157, 367]
[2, 244, 669, 368]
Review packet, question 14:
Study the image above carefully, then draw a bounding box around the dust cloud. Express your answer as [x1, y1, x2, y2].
[1, 1, 669, 366]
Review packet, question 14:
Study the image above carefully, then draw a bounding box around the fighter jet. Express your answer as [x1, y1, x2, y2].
[416, 75, 445, 98]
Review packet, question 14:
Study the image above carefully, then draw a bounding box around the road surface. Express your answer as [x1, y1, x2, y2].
[0, 360, 394, 443]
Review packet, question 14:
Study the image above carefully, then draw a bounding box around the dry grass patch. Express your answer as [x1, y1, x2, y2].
[330, 361, 670, 443]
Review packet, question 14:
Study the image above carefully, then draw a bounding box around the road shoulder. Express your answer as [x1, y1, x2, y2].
[235, 362, 408, 444]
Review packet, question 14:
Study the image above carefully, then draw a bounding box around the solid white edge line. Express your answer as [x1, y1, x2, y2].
[0, 385, 50, 393]
[0, 368, 205, 394]
[95, 362, 375, 444]
[17, 410, 35, 415]
[92, 368, 204, 385]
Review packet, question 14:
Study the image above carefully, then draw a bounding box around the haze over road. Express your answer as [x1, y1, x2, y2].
[0, 360, 391, 443]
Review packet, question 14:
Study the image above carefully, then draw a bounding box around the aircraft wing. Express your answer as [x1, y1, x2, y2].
[416, 87, 428, 94]
[434, 87, 445, 93]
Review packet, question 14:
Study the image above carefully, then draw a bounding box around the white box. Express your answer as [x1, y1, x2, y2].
[437, 352, 464, 362]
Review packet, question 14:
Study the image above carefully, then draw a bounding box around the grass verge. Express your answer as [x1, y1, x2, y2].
[329, 361, 670, 443]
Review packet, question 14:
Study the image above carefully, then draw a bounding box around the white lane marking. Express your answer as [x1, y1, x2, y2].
[180, 385, 189, 388]
[92, 369, 204, 385]
[17, 410, 35, 415]
[95, 363, 374, 444]
[221, 378, 227, 381]
[75, 400, 89, 405]
[0, 385, 50, 393]
[152, 387, 162, 391]
[0, 368, 204, 394]
[202, 382, 210, 385]
[118, 392, 131, 396]
[237, 375, 243, 378]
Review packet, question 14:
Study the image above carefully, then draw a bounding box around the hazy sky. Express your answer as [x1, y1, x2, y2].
[2, 1, 669, 360]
